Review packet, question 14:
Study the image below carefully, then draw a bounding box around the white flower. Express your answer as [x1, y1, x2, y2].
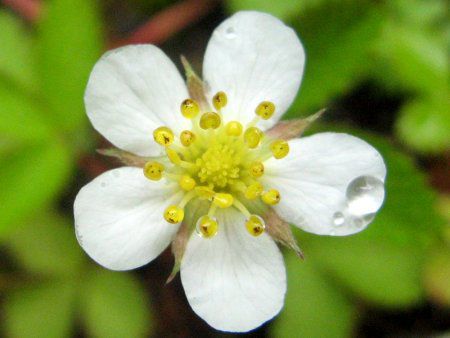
[74, 11, 386, 332]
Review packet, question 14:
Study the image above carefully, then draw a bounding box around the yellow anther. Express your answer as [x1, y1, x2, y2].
[249, 161, 264, 178]
[225, 121, 243, 136]
[164, 205, 184, 224]
[180, 130, 196, 147]
[199, 112, 221, 130]
[244, 127, 263, 148]
[179, 175, 196, 191]
[245, 215, 266, 236]
[244, 182, 264, 199]
[196, 215, 218, 238]
[195, 186, 215, 200]
[261, 189, 281, 205]
[212, 91, 228, 111]
[166, 148, 182, 165]
[153, 126, 174, 146]
[213, 193, 234, 208]
[255, 101, 276, 120]
[271, 139, 290, 159]
[143, 161, 164, 181]
[180, 99, 200, 119]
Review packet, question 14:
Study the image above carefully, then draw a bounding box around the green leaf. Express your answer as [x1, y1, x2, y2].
[80, 270, 153, 338]
[272, 253, 355, 338]
[37, 0, 103, 133]
[0, 82, 53, 143]
[304, 233, 425, 308]
[298, 128, 443, 307]
[424, 244, 450, 307]
[287, 1, 383, 116]
[3, 281, 76, 338]
[396, 92, 450, 154]
[6, 213, 84, 277]
[0, 142, 72, 237]
[0, 10, 37, 91]
[375, 22, 447, 94]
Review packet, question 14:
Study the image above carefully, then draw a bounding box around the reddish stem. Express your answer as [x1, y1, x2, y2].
[2, 0, 41, 22]
[110, 0, 218, 48]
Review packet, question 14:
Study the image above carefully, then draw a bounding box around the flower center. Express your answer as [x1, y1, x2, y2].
[196, 142, 241, 188]
[143, 91, 290, 238]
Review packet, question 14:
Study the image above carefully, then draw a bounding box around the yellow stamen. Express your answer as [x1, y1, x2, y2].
[245, 215, 266, 236]
[271, 140, 290, 159]
[153, 126, 174, 146]
[143, 161, 164, 181]
[164, 205, 184, 224]
[199, 112, 221, 130]
[244, 127, 263, 148]
[195, 186, 215, 200]
[179, 190, 197, 208]
[255, 101, 275, 120]
[180, 99, 200, 119]
[179, 175, 196, 191]
[261, 189, 281, 205]
[166, 148, 195, 169]
[212, 91, 228, 110]
[213, 193, 234, 208]
[196, 215, 218, 238]
[225, 121, 243, 136]
[249, 161, 264, 178]
[244, 182, 264, 199]
[233, 198, 251, 218]
[166, 148, 182, 165]
[180, 130, 196, 147]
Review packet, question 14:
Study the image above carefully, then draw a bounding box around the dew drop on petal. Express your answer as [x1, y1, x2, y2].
[346, 175, 385, 216]
[332, 211, 345, 227]
[224, 27, 236, 39]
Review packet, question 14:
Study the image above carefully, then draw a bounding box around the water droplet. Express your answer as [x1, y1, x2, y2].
[346, 175, 384, 216]
[332, 212, 345, 227]
[224, 27, 236, 39]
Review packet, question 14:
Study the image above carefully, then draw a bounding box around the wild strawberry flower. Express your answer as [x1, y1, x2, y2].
[74, 11, 386, 332]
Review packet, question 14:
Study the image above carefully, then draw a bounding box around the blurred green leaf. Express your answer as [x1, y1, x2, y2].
[375, 22, 447, 94]
[304, 233, 425, 308]
[80, 270, 153, 338]
[287, 1, 382, 116]
[37, 0, 103, 133]
[0, 142, 72, 237]
[388, 0, 447, 28]
[7, 213, 84, 277]
[424, 244, 450, 307]
[272, 253, 355, 338]
[0, 82, 53, 143]
[4, 281, 76, 338]
[0, 11, 37, 91]
[298, 128, 443, 307]
[396, 92, 450, 154]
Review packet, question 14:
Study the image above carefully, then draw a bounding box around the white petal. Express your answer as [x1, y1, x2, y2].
[180, 208, 286, 332]
[85, 45, 189, 156]
[74, 167, 182, 270]
[263, 133, 386, 236]
[203, 11, 305, 130]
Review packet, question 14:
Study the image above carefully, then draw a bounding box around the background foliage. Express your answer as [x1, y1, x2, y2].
[0, 0, 448, 337]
